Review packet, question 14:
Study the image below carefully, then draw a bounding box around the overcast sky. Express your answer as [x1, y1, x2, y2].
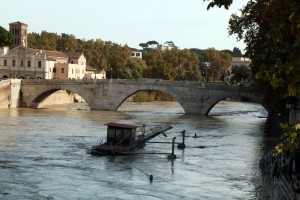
[1, 0, 248, 52]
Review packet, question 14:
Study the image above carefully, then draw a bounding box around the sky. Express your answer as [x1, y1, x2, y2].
[1, 0, 248, 52]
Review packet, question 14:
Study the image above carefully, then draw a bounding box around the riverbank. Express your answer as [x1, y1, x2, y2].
[260, 147, 300, 199]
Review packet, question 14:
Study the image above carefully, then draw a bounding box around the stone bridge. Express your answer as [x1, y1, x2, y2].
[19, 79, 264, 115]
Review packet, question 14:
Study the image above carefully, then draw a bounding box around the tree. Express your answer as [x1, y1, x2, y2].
[203, 0, 233, 9]
[0, 26, 13, 47]
[164, 41, 177, 48]
[228, 1, 300, 120]
[206, 0, 300, 153]
[139, 43, 148, 49]
[57, 33, 78, 52]
[204, 48, 231, 81]
[146, 40, 159, 48]
[232, 47, 242, 57]
[190, 48, 205, 62]
[230, 65, 251, 83]
[125, 58, 147, 79]
[221, 49, 233, 56]
[142, 48, 202, 81]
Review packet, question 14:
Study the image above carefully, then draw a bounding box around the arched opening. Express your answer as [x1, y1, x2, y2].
[208, 96, 267, 119]
[33, 89, 88, 110]
[118, 90, 185, 114]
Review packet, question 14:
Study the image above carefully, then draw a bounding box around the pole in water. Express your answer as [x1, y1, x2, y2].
[168, 137, 177, 160]
[177, 130, 186, 149]
[149, 174, 153, 182]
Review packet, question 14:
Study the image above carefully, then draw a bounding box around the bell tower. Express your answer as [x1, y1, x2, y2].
[9, 21, 28, 48]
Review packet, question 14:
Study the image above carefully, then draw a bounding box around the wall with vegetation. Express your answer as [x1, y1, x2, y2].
[260, 148, 300, 199]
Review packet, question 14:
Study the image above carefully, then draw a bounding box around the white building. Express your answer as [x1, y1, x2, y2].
[157, 44, 175, 51]
[0, 21, 107, 80]
[0, 45, 88, 79]
[131, 50, 143, 59]
[231, 57, 251, 68]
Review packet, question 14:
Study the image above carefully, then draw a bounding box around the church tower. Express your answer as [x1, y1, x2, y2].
[9, 21, 28, 48]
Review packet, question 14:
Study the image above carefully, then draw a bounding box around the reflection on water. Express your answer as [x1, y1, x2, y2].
[0, 101, 267, 199]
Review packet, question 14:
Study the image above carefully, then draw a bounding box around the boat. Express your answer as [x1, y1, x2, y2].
[91, 122, 173, 156]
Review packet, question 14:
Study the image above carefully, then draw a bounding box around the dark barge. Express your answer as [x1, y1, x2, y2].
[91, 122, 173, 156]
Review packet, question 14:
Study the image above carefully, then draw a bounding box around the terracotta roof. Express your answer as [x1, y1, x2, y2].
[64, 52, 83, 59]
[105, 122, 139, 129]
[86, 65, 96, 71]
[27, 48, 68, 58]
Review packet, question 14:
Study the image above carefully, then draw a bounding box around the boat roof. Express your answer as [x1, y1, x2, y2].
[105, 122, 139, 129]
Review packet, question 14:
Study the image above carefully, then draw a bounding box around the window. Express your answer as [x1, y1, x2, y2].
[21, 60, 23, 67]
[136, 53, 140, 57]
[4, 60, 7, 66]
[12, 60, 16, 66]
[61, 68, 64, 73]
[27, 61, 31, 67]
[38, 61, 42, 68]
[132, 53, 135, 56]
[53, 68, 56, 73]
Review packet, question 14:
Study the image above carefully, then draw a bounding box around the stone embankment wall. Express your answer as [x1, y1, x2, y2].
[0, 79, 80, 108]
[0, 79, 11, 108]
[260, 148, 300, 199]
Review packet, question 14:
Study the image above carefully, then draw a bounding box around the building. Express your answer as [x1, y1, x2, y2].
[231, 57, 251, 68]
[0, 21, 105, 80]
[131, 49, 143, 59]
[85, 66, 106, 79]
[0, 45, 87, 79]
[157, 44, 175, 51]
[9, 21, 28, 48]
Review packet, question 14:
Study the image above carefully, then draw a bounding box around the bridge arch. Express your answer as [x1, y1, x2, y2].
[24, 84, 92, 109]
[203, 94, 267, 116]
[116, 89, 185, 111]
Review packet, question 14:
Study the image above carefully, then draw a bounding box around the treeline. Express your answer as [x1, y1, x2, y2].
[27, 31, 234, 81]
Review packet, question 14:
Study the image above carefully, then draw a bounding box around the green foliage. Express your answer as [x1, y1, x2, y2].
[143, 48, 202, 81]
[274, 122, 299, 156]
[230, 65, 251, 83]
[232, 47, 242, 57]
[204, 48, 232, 81]
[0, 26, 13, 47]
[190, 48, 205, 62]
[203, 0, 233, 10]
[139, 43, 148, 49]
[228, 0, 300, 121]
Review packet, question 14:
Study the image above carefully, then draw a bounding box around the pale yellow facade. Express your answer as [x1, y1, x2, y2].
[0, 45, 87, 79]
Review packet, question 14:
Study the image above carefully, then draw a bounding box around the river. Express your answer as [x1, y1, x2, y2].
[0, 100, 268, 199]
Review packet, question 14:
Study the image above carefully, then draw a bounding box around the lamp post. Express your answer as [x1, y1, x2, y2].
[117, 68, 119, 79]
[110, 67, 112, 79]
[186, 70, 189, 81]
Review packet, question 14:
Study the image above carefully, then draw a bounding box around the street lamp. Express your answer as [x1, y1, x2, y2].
[186, 70, 189, 81]
[117, 68, 119, 79]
